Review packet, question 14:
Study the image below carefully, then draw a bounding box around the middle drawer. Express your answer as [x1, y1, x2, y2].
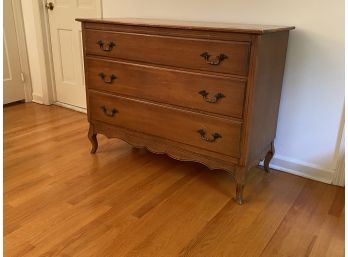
[86, 58, 246, 118]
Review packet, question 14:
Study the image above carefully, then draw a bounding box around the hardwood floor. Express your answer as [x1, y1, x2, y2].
[4, 103, 344, 257]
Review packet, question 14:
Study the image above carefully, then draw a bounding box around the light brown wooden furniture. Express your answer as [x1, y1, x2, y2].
[77, 18, 294, 204]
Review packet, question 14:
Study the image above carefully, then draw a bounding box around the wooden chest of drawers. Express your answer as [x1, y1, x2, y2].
[77, 18, 294, 204]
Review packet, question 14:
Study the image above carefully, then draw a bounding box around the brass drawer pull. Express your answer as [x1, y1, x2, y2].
[200, 52, 228, 65]
[198, 90, 225, 103]
[197, 129, 222, 143]
[101, 106, 118, 117]
[98, 72, 117, 84]
[97, 40, 116, 51]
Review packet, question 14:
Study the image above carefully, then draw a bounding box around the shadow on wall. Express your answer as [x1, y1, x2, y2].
[276, 28, 344, 171]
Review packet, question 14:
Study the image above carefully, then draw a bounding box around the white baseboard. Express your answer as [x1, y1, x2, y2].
[54, 102, 87, 114]
[32, 94, 44, 104]
[264, 156, 335, 184]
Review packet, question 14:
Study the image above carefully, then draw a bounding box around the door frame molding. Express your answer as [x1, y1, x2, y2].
[11, 0, 33, 102]
[38, 0, 103, 107]
[38, 0, 57, 104]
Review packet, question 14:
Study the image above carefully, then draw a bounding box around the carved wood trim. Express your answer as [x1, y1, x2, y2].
[92, 121, 238, 172]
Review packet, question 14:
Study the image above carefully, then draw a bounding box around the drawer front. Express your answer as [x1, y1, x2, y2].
[89, 91, 242, 158]
[84, 30, 250, 76]
[86, 58, 246, 118]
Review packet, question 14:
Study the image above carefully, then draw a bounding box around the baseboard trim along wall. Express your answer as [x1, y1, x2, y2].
[54, 102, 87, 114]
[266, 155, 335, 184]
[32, 94, 44, 104]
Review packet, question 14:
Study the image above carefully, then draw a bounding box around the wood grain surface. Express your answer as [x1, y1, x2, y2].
[88, 90, 242, 158]
[79, 18, 295, 203]
[84, 29, 251, 76]
[85, 57, 247, 118]
[76, 18, 295, 34]
[4, 103, 344, 257]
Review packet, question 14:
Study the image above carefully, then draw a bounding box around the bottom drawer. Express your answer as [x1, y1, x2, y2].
[88, 91, 242, 158]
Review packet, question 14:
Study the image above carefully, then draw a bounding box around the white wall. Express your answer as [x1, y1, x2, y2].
[103, 0, 345, 183]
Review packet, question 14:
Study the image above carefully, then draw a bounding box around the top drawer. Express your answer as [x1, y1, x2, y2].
[84, 30, 251, 76]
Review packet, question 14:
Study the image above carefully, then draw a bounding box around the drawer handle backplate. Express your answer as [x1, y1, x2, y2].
[97, 40, 116, 51]
[100, 106, 118, 117]
[197, 129, 222, 143]
[200, 52, 228, 65]
[98, 72, 117, 84]
[199, 90, 225, 103]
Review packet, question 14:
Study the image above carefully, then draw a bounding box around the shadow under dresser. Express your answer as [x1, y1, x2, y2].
[76, 18, 295, 204]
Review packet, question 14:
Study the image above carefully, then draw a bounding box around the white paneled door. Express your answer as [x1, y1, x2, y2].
[46, 0, 101, 108]
[4, 0, 26, 104]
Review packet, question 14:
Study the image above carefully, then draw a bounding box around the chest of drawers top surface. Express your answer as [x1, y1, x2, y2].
[78, 18, 294, 204]
[77, 18, 294, 34]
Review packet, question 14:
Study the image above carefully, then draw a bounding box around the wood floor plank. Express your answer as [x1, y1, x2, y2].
[90, 171, 233, 257]
[329, 186, 345, 217]
[309, 214, 344, 257]
[179, 171, 306, 257]
[132, 167, 200, 218]
[28, 164, 201, 257]
[7, 204, 112, 257]
[260, 181, 343, 257]
[4, 103, 344, 257]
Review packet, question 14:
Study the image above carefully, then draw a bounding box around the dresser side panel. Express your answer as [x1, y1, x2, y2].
[245, 31, 290, 164]
[81, 23, 93, 122]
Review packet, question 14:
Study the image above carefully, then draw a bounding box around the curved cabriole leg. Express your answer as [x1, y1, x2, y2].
[88, 124, 98, 154]
[235, 183, 245, 205]
[234, 166, 247, 205]
[264, 141, 275, 173]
